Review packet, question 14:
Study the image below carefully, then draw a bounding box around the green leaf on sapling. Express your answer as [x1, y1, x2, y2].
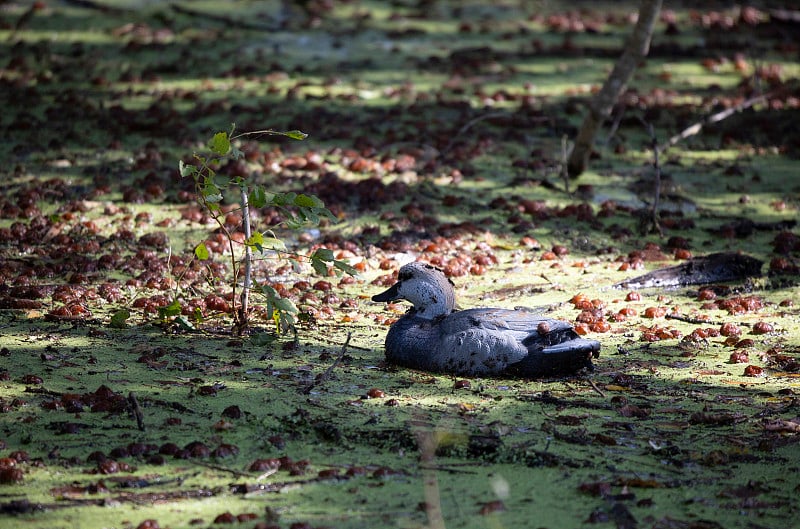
[303, 208, 320, 225]
[251, 332, 277, 346]
[209, 132, 231, 155]
[284, 214, 304, 230]
[310, 248, 334, 276]
[201, 180, 222, 201]
[311, 257, 329, 277]
[333, 259, 360, 276]
[194, 242, 210, 260]
[179, 160, 197, 178]
[246, 232, 264, 253]
[158, 299, 182, 319]
[261, 236, 286, 251]
[294, 193, 322, 208]
[109, 309, 130, 328]
[249, 187, 269, 208]
[273, 192, 295, 206]
[282, 130, 308, 140]
[312, 248, 335, 262]
[174, 315, 196, 331]
[273, 296, 298, 314]
[322, 207, 338, 221]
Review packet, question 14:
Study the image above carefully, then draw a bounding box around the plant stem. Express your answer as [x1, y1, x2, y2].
[238, 186, 252, 334]
[642, 120, 663, 236]
[193, 164, 240, 329]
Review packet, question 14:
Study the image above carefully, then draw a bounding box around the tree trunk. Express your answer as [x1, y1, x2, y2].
[567, 0, 663, 178]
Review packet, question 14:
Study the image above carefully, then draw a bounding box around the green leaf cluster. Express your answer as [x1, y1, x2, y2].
[270, 192, 338, 229]
[310, 248, 360, 277]
[176, 126, 358, 335]
[261, 284, 298, 333]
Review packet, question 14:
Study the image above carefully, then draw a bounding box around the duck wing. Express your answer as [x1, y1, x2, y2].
[438, 308, 600, 377]
[440, 307, 573, 338]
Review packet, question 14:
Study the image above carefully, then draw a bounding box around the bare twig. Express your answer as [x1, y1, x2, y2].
[602, 103, 627, 149]
[302, 332, 352, 395]
[308, 328, 373, 350]
[170, 4, 279, 32]
[127, 392, 145, 431]
[8, 3, 41, 40]
[587, 378, 607, 398]
[440, 111, 508, 157]
[191, 460, 256, 478]
[255, 468, 280, 481]
[664, 312, 754, 327]
[61, 0, 127, 12]
[639, 118, 663, 236]
[657, 94, 768, 153]
[561, 134, 571, 194]
[419, 464, 479, 474]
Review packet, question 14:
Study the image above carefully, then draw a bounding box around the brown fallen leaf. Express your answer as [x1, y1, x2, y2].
[478, 500, 505, 515]
[578, 480, 611, 497]
[689, 412, 742, 425]
[763, 418, 800, 433]
[717, 480, 770, 499]
[617, 405, 650, 418]
[616, 477, 665, 489]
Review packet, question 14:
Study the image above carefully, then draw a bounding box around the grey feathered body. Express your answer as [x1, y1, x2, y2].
[384, 307, 598, 377]
[373, 261, 600, 378]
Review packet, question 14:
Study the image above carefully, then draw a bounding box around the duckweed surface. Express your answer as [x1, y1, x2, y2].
[1, 2, 799, 528]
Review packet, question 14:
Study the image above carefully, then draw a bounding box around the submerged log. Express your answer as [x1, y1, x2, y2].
[614, 252, 763, 289]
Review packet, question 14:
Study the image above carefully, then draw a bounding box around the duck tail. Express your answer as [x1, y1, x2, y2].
[514, 332, 600, 377]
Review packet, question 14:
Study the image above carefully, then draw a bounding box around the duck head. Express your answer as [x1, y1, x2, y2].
[372, 262, 456, 319]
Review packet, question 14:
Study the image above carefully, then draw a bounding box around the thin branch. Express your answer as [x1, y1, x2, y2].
[657, 94, 768, 153]
[170, 4, 279, 32]
[440, 111, 508, 156]
[602, 103, 627, 149]
[60, 0, 127, 13]
[232, 129, 305, 140]
[302, 332, 352, 395]
[191, 460, 256, 478]
[128, 392, 145, 431]
[587, 378, 607, 398]
[254, 468, 280, 482]
[644, 119, 663, 236]
[664, 312, 754, 327]
[418, 464, 479, 474]
[560, 134, 571, 194]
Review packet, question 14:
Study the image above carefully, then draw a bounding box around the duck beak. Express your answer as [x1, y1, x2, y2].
[372, 282, 400, 302]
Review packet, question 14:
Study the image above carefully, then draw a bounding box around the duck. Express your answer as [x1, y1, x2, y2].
[372, 262, 600, 377]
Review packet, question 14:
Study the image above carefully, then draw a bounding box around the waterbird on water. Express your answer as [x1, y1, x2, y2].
[372, 262, 600, 377]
